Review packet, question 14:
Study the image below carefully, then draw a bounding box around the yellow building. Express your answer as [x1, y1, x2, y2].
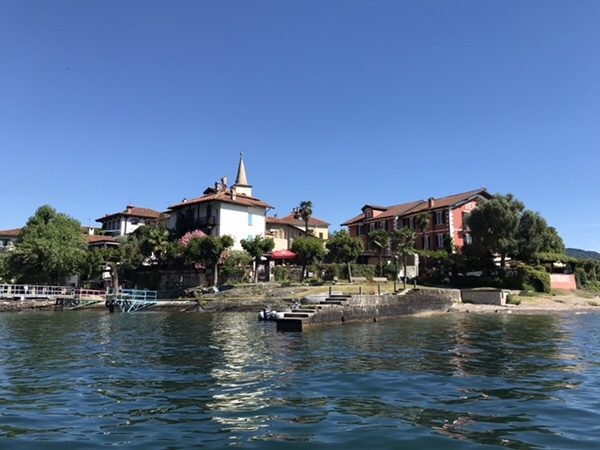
[266, 214, 330, 251]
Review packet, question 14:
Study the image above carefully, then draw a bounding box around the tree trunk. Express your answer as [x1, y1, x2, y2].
[347, 261, 353, 283]
[213, 263, 219, 287]
[403, 254, 407, 289]
[301, 264, 306, 282]
[379, 254, 383, 277]
[253, 260, 258, 283]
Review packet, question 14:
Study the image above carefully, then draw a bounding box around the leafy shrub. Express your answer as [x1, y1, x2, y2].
[274, 266, 302, 283]
[505, 265, 551, 293]
[507, 294, 521, 305]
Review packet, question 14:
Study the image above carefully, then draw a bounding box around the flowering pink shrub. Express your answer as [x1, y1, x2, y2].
[180, 229, 207, 247]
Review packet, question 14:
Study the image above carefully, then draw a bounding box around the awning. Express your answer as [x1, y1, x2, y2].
[271, 250, 297, 260]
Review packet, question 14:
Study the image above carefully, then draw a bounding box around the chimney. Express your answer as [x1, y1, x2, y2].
[126, 205, 133, 213]
[181, 197, 188, 203]
[215, 181, 221, 191]
[428, 197, 435, 208]
[230, 186, 237, 200]
[221, 176, 228, 190]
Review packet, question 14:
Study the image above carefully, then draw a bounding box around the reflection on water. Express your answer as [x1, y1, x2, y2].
[0, 311, 598, 449]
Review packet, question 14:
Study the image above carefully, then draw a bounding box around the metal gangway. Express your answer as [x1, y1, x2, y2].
[108, 289, 158, 313]
[0, 284, 106, 300]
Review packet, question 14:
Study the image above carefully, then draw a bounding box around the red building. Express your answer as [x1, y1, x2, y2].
[341, 188, 493, 253]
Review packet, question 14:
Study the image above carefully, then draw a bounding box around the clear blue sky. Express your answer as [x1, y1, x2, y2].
[1, 1, 599, 250]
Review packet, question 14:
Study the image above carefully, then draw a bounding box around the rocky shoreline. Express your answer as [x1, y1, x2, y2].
[1, 285, 598, 316]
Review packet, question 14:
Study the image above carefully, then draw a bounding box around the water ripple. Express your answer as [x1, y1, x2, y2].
[0, 311, 598, 449]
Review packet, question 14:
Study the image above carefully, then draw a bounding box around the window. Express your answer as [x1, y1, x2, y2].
[247, 234, 253, 241]
[437, 234, 445, 248]
[435, 211, 445, 225]
[358, 225, 364, 236]
[319, 232, 324, 239]
[423, 235, 430, 250]
[410, 217, 415, 229]
[465, 233, 472, 245]
[248, 212, 253, 226]
[384, 221, 389, 231]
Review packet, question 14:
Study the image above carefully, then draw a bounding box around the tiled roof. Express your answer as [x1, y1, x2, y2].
[169, 189, 273, 210]
[84, 235, 117, 243]
[266, 219, 309, 235]
[0, 228, 21, 237]
[407, 189, 492, 214]
[341, 189, 491, 226]
[97, 206, 161, 222]
[267, 213, 330, 227]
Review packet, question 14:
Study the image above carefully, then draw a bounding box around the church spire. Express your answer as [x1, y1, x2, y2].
[233, 152, 252, 196]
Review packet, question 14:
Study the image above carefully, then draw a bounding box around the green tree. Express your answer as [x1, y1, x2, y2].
[291, 237, 325, 281]
[241, 235, 275, 282]
[416, 212, 431, 233]
[220, 250, 253, 284]
[368, 229, 389, 276]
[516, 211, 566, 261]
[185, 235, 234, 287]
[326, 230, 363, 282]
[293, 200, 313, 235]
[7, 205, 88, 284]
[0, 254, 10, 283]
[466, 194, 524, 267]
[80, 249, 106, 284]
[390, 228, 416, 288]
[145, 227, 171, 265]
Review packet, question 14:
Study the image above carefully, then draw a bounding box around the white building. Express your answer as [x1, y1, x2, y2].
[167, 154, 272, 249]
[96, 206, 161, 236]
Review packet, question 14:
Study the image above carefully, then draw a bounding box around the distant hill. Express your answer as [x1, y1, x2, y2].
[566, 248, 600, 260]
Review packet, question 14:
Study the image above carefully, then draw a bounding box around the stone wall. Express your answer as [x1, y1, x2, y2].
[304, 288, 460, 328]
[461, 289, 508, 306]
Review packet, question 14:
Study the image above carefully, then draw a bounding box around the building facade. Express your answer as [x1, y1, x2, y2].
[96, 206, 161, 236]
[342, 188, 493, 254]
[266, 214, 330, 251]
[167, 154, 273, 250]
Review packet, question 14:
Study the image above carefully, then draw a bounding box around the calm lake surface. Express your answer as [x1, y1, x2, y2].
[0, 311, 599, 449]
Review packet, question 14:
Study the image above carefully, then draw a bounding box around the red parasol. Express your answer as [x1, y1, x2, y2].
[271, 250, 297, 260]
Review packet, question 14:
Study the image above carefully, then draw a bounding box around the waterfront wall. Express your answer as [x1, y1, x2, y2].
[461, 289, 508, 306]
[292, 288, 460, 331]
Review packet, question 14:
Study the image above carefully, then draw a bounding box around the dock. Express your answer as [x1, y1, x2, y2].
[276, 288, 461, 332]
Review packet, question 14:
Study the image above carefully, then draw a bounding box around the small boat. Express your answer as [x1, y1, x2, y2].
[258, 306, 279, 321]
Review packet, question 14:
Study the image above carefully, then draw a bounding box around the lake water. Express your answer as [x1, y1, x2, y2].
[0, 311, 598, 449]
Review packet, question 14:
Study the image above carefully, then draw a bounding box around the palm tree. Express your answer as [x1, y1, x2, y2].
[416, 212, 431, 249]
[390, 228, 416, 289]
[294, 201, 313, 235]
[368, 230, 389, 277]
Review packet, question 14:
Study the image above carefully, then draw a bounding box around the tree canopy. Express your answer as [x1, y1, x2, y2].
[291, 236, 325, 281]
[390, 228, 416, 287]
[368, 229, 389, 275]
[241, 235, 275, 282]
[466, 193, 564, 266]
[7, 205, 88, 284]
[326, 230, 363, 282]
[185, 235, 234, 287]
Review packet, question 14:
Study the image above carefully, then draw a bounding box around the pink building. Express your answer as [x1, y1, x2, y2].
[342, 188, 493, 253]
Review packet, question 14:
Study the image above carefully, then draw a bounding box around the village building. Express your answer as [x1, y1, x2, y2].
[266, 214, 330, 251]
[166, 154, 273, 250]
[96, 206, 161, 237]
[342, 188, 493, 258]
[0, 229, 20, 253]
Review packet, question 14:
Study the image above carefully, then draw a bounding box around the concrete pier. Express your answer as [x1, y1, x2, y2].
[276, 288, 461, 332]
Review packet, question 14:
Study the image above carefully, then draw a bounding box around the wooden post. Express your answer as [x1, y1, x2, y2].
[394, 279, 397, 292]
[378, 284, 381, 295]
[359, 286, 362, 295]
[329, 286, 332, 297]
